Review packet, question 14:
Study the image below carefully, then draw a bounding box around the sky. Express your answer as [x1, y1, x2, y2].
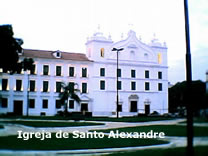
[0, 0, 207, 85]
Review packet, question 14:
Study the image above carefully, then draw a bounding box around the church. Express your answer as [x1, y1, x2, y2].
[0, 30, 168, 117]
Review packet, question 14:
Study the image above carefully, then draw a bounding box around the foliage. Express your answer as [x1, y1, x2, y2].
[15, 58, 34, 74]
[0, 24, 23, 73]
[169, 80, 208, 114]
[22, 58, 34, 71]
[59, 82, 80, 115]
[0, 24, 34, 74]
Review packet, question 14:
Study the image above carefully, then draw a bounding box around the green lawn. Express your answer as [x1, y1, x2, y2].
[108, 146, 208, 156]
[0, 133, 168, 150]
[93, 125, 208, 136]
[0, 121, 104, 127]
[181, 117, 208, 124]
[85, 116, 175, 122]
[194, 117, 208, 123]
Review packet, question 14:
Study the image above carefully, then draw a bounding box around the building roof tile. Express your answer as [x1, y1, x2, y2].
[22, 49, 92, 62]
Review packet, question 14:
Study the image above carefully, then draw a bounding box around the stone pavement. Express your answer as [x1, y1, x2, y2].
[0, 118, 208, 156]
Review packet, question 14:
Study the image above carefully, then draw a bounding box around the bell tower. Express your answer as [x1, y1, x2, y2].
[85, 28, 113, 62]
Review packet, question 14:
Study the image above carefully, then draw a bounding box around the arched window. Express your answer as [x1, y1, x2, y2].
[55, 50, 61, 58]
[100, 48, 104, 57]
[158, 53, 162, 64]
[57, 52, 60, 57]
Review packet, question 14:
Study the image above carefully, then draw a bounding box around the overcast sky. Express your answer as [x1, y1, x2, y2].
[0, 0, 207, 85]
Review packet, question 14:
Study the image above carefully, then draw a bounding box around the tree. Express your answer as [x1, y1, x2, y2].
[22, 58, 34, 72]
[59, 82, 80, 115]
[0, 24, 23, 73]
[169, 80, 207, 115]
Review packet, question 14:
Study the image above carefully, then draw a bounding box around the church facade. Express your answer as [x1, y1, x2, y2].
[0, 30, 168, 117]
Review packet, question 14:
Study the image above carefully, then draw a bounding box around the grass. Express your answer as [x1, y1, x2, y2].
[0, 121, 104, 127]
[85, 116, 175, 122]
[108, 146, 208, 156]
[93, 125, 208, 136]
[181, 117, 208, 124]
[0, 133, 168, 150]
[194, 117, 208, 123]
[0, 115, 175, 122]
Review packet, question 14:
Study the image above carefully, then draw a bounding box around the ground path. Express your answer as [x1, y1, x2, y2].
[0, 118, 208, 156]
[0, 118, 186, 136]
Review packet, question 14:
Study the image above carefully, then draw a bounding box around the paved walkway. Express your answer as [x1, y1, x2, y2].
[0, 118, 208, 156]
[0, 118, 185, 136]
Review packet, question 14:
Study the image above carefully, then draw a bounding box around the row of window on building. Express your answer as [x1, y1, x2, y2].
[99, 80, 163, 91]
[40, 66, 88, 77]
[2, 66, 87, 78]
[1, 78, 163, 92]
[0, 98, 145, 114]
[100, 68, 163, 79]
[2, 65, 163, 80]
[0, 98, 75, 109]
[0, 79, 88, 93]
[0, 98, 149, 114]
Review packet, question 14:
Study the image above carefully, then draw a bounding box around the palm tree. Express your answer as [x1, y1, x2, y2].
[59, 82, 80, 115]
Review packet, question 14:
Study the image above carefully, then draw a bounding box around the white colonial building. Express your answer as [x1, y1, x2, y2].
[0, 30, 168, 117]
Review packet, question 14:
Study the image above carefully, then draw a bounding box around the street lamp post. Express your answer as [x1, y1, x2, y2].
[26, 71, 30, 116]
[184, 0, 193, 155]
[112, 47, 124, 118]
